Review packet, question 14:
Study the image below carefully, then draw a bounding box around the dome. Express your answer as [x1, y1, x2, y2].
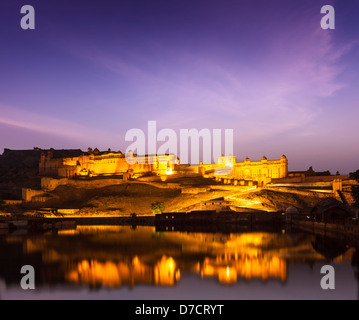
[285, 206, 299, 214]
[261, 156, 267, 161]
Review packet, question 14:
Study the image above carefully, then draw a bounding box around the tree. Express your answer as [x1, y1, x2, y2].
[151, 201, 165, 215]
[350, 170, 359, 208]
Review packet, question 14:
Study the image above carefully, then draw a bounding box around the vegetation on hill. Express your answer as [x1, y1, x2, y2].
[151, 201, 165, 214]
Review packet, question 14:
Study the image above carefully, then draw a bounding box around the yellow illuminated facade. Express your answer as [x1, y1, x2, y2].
[39, 148, 288, 188]
[215, 155, 288, 186]
[39, 149, 177, 178]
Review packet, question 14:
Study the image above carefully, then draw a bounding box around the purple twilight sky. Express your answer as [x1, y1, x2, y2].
[0, 0, 358, 173]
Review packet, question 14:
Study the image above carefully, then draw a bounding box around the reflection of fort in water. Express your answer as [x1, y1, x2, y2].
[65, 230, 290, 286]
[0, 226, 357, 288]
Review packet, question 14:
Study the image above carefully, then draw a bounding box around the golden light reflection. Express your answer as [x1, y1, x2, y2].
[201, 254, 287, 283]
[57, 229, 77, 235]
[66, 255, 180, 288]
[218, 266, 237, 284]
[154, 256, 180, 286]
[17, 226, 355, 288]
[67, 260, 126, 287]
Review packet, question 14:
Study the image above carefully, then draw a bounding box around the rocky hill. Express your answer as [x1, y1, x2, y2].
[0, 148, 82, 200]
[12, 178, 330, 217]
[0, 148, 336, 216]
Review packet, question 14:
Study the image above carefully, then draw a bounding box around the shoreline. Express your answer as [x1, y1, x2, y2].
[2, 213, 359, 245]
[0, 215, 156, 225]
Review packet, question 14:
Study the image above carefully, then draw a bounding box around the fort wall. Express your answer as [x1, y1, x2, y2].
[211, 155, 288, 186]
[39, 150, 177, 178]
[38, 150, 290, 190]
[41, 177, 124, 191]
[22, 188, 45, 202]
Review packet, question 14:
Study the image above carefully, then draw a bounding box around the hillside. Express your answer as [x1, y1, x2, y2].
[0, 148, 83, 200]
[15, 179, 328, 216]
[0, 149, 333, 216]
[225, 188, 325, 212]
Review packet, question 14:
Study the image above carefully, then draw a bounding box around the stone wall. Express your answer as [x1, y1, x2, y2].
[41, 176, 124, 191]
[304, 175, 349, 183]
[181, 187, 209, 194]
[66, 178, 124, 189]
[41, 177, 69, 191]
[22, 188, 45, 202]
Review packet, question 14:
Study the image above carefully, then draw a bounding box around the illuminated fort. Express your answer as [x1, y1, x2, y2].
[39, 148, 178, 179]
[214, 154, 288, 187]
[15, 149, 290, 202]
[38, 148, 288, 185]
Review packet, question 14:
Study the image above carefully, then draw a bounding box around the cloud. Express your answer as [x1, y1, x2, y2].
[46, 5, 356, 146]
[0, 104, 124, 149]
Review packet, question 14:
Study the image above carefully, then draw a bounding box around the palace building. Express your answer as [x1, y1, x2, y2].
[39, 148, 178, 179]
[214, 155, 288, 186]
[38, 148, 288, 187]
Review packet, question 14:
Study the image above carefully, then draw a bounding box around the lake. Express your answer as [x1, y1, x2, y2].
[0, 225, 358, 300]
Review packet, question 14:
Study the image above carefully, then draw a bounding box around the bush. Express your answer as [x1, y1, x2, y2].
[151, 201, 165, 214]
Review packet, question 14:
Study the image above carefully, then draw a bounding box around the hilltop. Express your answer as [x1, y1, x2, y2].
[0, 148, 347, 217]
[9, 177, 328, 217]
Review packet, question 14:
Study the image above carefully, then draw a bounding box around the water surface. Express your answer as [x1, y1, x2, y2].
[0, 225, 358, 299]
